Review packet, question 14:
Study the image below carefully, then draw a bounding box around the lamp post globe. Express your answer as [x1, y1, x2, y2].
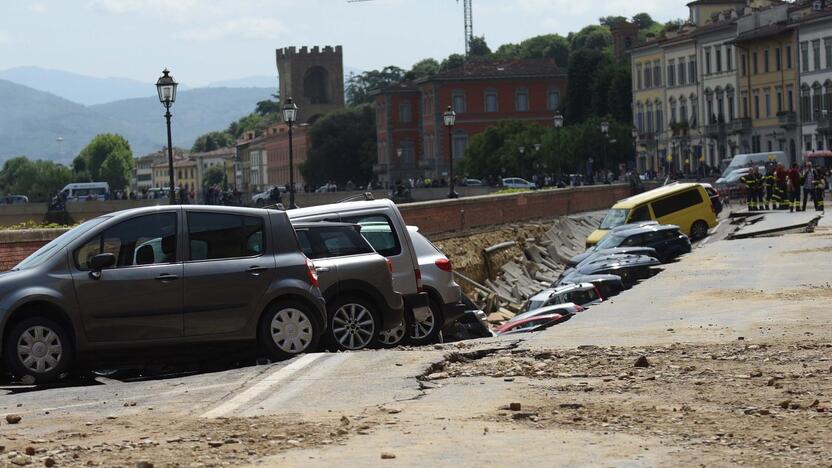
[282, 97, 299, 209]
[156, 69, 179, 205]
[553, 112, 564, 129]
[443, 106, 458, 199]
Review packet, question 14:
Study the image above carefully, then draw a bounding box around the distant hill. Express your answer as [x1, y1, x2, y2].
[206, 75, 278, 89]
[0, 79, 273, 164]
[0, 66, 164, 106]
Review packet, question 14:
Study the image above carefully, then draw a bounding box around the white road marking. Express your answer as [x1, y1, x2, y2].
[200, 353, 324, 418]
[242, 353, 351, 416]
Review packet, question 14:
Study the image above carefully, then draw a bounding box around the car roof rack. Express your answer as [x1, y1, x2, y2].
[336, 192, 375, 203]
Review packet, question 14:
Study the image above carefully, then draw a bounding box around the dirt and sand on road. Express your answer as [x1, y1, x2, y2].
[431, 339, 832, 467]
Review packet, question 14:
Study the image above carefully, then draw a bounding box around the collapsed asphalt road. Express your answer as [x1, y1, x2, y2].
[1, 212, 829, 467]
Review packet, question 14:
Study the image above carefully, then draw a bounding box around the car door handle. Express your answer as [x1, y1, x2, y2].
[315, 266, 331, 273]
[155, 273, 179, 282]
[247, 266, 268, 275]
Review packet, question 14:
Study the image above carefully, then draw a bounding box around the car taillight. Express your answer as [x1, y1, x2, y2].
[384, 258, 394, 274]
[575, 305, 585, 312]
[435, 258, 453, 272]
[306, 258, 319, 288]
[415, 268, 423, 292]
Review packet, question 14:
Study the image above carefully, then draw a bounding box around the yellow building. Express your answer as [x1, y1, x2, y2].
[631, 41, 667, 172]
[733, 3, 800, 159]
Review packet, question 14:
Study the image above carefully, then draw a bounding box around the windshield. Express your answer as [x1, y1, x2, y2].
[599, 208, 629, 230]
[596, 234, 626, 250]
[13, 217, 109, 271]
[521, 300, 546, 313]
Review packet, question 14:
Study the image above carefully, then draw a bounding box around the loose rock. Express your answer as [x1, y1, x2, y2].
[381, 452, 396, 459]
[509, 402, 522, 411]
[634, 356, 650, 368]
[5, 414, 22, 424]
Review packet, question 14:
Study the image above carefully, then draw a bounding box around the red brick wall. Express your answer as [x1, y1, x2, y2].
[400, 185, 631, 236]
[0, 240, 51, 271]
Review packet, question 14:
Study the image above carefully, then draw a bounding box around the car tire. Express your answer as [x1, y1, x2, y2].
[374, 319, 411, 349]
[408, 298, 444, 347]
[3, 316, 72, 384]
[326, 296, 380, 352]
[691, 220, 709, 240]
[258, 301, 321, 360]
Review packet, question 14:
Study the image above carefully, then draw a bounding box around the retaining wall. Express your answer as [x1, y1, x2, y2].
[0, 184, 630, 271]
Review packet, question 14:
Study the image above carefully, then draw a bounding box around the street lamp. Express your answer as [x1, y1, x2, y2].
[282, 97, 299, 209]
[443, 106, 458, 199]
[553, 112, 564, 129]
[600, 120, 610, 182]
[631, 127, 639, 172]
[156, 68, 179, 204]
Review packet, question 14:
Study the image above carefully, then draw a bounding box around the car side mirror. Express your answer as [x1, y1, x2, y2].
[90, 253, 116, 273]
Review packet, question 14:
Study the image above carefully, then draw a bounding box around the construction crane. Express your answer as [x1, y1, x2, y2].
[347, 0, 474, 55]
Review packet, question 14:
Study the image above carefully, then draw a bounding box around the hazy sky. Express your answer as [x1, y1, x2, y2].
[0, 0, 691, 86]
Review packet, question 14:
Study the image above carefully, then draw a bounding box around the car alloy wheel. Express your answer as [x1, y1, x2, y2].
[377, 325, 406, 346]
[332, 303, 376, 350]
[691, 221, 709, 240]
[270, 308, 314, 354]
[410, 308, 436, 340]
[17, 325, 63, 374]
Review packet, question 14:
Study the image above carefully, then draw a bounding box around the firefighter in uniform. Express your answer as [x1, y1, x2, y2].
[787, 163, 801, 212]
[763, 163, 775, 210]
[814, 166, 827, 212]
[774, 163, 788, 210]
[741, 165, 762, 211]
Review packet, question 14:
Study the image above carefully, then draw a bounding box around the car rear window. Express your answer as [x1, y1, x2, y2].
[187, 212, 265, 261]
[295, 226, 374, 260]
[563, 288, 599, 305]
[651, 189, 703, 218]
[341, 215, 402, 257]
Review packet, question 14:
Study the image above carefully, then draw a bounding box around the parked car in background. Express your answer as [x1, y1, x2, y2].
[558, 274, 625, 298]
[287, 199, 432, 347]
[521, 283, 602, 313]
[293, 222, 404, 351]
[0, 206, 326, 383]
[495, 312, 573, 336]
[567, 246, 658, 268]
[60, 182, 110, 202]
[580, 224, 690, 264]
[502, 178, 536, 189]
[462, 179, 483, 186]
[0, 195, 29, 205]
[560, 254, 661, 288]
[252, 186, 285, 207]
[586, 183, 717, 247]
[407, 226, 466, 343]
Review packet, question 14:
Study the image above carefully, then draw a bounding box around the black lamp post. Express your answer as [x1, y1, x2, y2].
[156, 69, 178, 205]
[632, 127, 639, 171]
[282, 97, 299, 209]
[443, 106, 458, 198]
[553, 112, 564, 178]
[600, 120, 610, 174]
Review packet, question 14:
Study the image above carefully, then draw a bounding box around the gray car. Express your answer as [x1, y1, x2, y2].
[293, 222, 404, 351]
[0, 205, 326, 384]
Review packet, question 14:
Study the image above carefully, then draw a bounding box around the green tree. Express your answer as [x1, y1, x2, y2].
[468, 36, 491, 57]
[439, 54, 466, 72]
[74, 134, 134, 187]
[0, 157, 72, 201]
[564, 49, 607, 123]
[461, 120, 548, 179]
[632, 12, 655, 29]
[493, 42, 521, 59]
[406, 58, 440, 80]
[569, 25, 613, 51]
[255, 95, 281, 116]
[599, 15, 627, 26]
[203, 165, 226, 188]
[345, 66, 407, 106]
[301, 105, 376, 187]
[519, 34, 570, 66]
[192, 131, 235, 152]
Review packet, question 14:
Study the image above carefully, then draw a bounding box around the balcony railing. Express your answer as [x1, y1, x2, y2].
[777, 111, 798, 129]
[704, 122, 727, 137]
[730, 117, 752, 134]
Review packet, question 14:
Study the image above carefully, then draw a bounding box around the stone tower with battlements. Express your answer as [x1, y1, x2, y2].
[276, 45, 345, 124]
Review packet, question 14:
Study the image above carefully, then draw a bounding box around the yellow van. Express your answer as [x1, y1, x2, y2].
[586, 183, 718, 247]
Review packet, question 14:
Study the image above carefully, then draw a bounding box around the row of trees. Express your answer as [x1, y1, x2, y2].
[461, 118, 636, 180]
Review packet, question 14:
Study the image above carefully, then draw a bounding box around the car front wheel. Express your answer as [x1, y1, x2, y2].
[4, 317, 72, 384]
[327, 297, 379, 352]
[259, 301, 321, 360]
[407, 299, 444, 346]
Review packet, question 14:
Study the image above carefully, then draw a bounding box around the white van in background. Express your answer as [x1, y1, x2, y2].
[718, 151, 789, 182]
[60, 182, 110, 202]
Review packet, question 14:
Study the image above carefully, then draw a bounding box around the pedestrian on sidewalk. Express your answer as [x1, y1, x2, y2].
[787, 163, 801, 212]
[801, 161, 815, 212]
[814, 166, 827, 212]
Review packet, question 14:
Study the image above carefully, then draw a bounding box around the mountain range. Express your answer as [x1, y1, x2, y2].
[0, 79, 273, 164]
